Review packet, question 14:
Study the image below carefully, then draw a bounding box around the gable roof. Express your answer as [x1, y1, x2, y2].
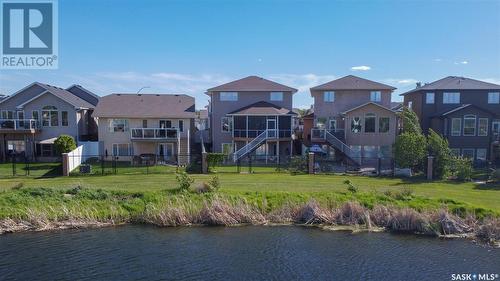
[92, 94, 195, 119]
[66, 84, 100, 106]
[431, 104, 497, 118]
[342, 102, 396, 115]
[311, 75, 396, 91]
[401, 76, 500, 96]
[227, 101, 296, 115]
[207, 76, 297, 93]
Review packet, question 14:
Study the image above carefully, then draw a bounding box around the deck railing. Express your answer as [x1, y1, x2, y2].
[0, 119, 39, 130]
[130, 128, 178, 140]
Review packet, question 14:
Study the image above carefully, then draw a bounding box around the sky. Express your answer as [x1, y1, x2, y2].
[1, 0, 500, 109]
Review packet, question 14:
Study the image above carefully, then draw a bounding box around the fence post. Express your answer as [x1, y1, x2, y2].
[248, 155, 252, 173]
[101, 155, 104, 175]
[377, 157, 381, 175]
[11, 156, 16, 176]
[62, 153, 70, 176]
[201, 152, 208, 174]
[427, 156, 434, 180]
[308, 152, 314, 174]
[25, 156, 30, 176]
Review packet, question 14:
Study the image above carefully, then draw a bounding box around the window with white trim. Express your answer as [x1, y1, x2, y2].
[109, 119, 129, 132]
[426, 92, 435, 104]
[450, 148, 460, 156]
[112, 143, 130, 156]
[463, 115, 476, 136]
[476, 149, 487, 161]
[370, 91, 381, 102]
[478, 118, 488, 136]
[1, 110, 14, 119]
[221, 143, 234, 155]
[220, 92, 238, 101]
[178, 120, 184, 132]
[461, 148, 475, 159]
[443, 92, 460, 104]
[379, 117, 390, 133]
[407, 101, 413, 110]
[329, 119, 336, 131]
[41, 106, 58, 127]
[493, 120, 500, 135]
[61, 111, 68, 126]
[364, 113, 376, 133]
[270, 92, 283, 101]
[32, 110, 39, 121]
[324, 91, 335, 102]
[451, 118, 461, 136]
[488, 92, 499, 104]
[221, 117, 232, 133]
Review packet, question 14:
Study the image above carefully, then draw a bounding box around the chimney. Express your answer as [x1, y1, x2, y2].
[416, 82, 422, 88]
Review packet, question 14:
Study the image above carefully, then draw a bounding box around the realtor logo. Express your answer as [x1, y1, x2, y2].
[1, 0, 58, 69]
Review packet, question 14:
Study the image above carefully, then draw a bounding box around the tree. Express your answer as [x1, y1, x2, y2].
[427, 129, 452, 179]
[394, 132, 427, 171]
[399, 106, 422, 134]
[54, 135, 77, 154]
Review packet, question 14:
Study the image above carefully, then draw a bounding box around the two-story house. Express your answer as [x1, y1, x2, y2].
[206, 76, 297, 162]
[0, 82, 99, 162]
[307, 75, 398, 165]
[402, 76, 500, 163]
[92, 94, 195, 165]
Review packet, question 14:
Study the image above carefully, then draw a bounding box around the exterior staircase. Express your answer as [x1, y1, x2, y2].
[232, 129, 274, 161]
[312, 129, 360, 166]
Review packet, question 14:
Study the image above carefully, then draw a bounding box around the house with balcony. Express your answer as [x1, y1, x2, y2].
[307, 75, 398, 166]
[206, 76, 297, 162]
[402, 76, 500, 164]
[92, 94, 195, 165]
[0, 82, 99, 162]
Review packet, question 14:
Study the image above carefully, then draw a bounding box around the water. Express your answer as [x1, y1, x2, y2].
[0, 226, 498, 280]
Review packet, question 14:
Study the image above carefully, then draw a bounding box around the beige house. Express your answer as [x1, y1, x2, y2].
[93, 94, 195, 165]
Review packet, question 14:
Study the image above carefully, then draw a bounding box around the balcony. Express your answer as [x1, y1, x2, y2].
[233, 129, 292, 139]
[0, 119, 40, 132]
[130, 128, 178, 140]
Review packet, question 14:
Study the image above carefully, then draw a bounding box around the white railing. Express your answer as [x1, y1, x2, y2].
[233, 129, 270, 161]
[311, 128, 360, 165]
[0, 119, 39, 130]
[130, 128, 178, 140]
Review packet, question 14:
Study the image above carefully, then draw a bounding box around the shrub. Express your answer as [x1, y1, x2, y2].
[427, 129, 452, 179]
[206, 153, 225, 172]
[344, 179, 358, 193]
[490, 169, 500, 182]
[394, 132, 427, 171]
[208, 174, 220, 191]
[450, 156, 473, 181]
[287, 156, 308, 175]
[399, 106, 422, 134]
[54, 135, 77, 154]
[175, 172, 194, 191]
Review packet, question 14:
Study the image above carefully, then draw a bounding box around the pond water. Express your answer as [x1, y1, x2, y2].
[0, 225, 498, 280]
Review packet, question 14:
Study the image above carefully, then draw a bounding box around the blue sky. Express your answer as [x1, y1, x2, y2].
[1, 0, 500, 108]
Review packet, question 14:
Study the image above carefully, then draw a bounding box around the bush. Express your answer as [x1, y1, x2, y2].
[343, 179, 358, 193]
[54, 135, 77, 154]
[208, 174, 220, 191]
[491, 169, 500, 182]
[427, 129, 452, 179]
[175, 172, 194, 191]
[206, 153, 225, 172]
[394, 132, 427, 171]
[287, 156, 308, 175]
[450, 156, 473, 181]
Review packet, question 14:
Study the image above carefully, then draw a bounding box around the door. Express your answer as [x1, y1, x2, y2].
[267, 119, 277, 138]
[493, 120, 500, 136]
[158, 143, 174, 161]
[329, 119, 337, 132]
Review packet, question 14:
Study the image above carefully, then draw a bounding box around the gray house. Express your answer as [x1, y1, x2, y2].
[402, 76, 500, 163]
[206, 76, 297, 162]
[0, 82, 99, 161]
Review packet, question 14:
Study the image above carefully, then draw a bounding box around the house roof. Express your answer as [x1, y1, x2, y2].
[431, 104, 497, 118]
[341, 102, 396, 114]
[401, 76, 500, 96]
[66, 84, 100, 106]
[93, 94, 195, 118]
[227, 101, 296, 115]
[207, 76, 298, 93]
[310, 75, 396, 91]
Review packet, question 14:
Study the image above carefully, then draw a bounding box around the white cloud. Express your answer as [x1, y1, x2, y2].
[454, 60, 468, 65]
[433, 58, 442, 62]
[350, 65, 371, 71]
[383, 78, 419, 85]
[481, 78, 500, 85]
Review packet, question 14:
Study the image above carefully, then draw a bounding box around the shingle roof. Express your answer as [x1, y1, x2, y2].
[207, 76, 297, 93]
[401, 76, 500, 96]
[36, 83, 96, 109]
[66, 84, 100, 106]
[431, 104, 497, 118]
[310, 75, 396, 91]
[227, 101, 296, 115]
[93, 94, 195, 119]
[342, 102, 396, 114]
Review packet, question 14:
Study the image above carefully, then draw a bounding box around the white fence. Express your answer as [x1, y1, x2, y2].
[62, 142, 99, 176]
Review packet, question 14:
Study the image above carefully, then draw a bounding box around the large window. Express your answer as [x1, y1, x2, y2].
[451, 118, 461, 136]
[41, 106, 58, 127]
[32, 110, 39, 121]
[463, 115, 476, 136]
[221, 117, 233, 132]
[109, 119, 129, 132]
[476, 149, 487, 161]
[61, 111, 68, 126]
[349, 145, 361, 157]
[379, 117, 390, 133]
[363, 146, 378, 158]
[462, 148, 475, 159]
[364, 113, 376, 133]
[370, 91, 381, 102]
[221, 143, 234, 155]
[178, 120, 184, 132]
[426, 92, 435, 104]
[488, 92, 499, 104]
[220, 92, 238, 101]
[324, 91, 335, 102]
[478, 118, 488, 136]
[351, 117, 362, 133]
[112, 143, 130, 156]
[270, 92, 283, 101]
[159, 120, 172, 128]
[443, 92, 460, 104]
[493, 120, 500, 135]
[1, 110, 14, 119]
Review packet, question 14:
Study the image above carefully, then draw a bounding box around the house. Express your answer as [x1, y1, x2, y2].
[307, 75, 398, 164]
[402, 76, 500, 163]
[92, 94, 195, 165]
[0, 82, 99, 162]
[206, 76, 297, 162]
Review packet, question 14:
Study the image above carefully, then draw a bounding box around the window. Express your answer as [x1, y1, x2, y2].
[32, 110, 39, 121]
[221, 117, 232, 132]
[16, 111, 24, 120]
[461, 148, 474, 159]
[379, 117, 390, 133]
[450, 148, 460, 156]
[493, 120, 500, 135]
[221, 143, 234, 155]
[109, 119, 129, 132]
[324, 91, 335, 102]
[379, 145, 391, 158]
[270, 92, 283, 101]
[451, 118, 461, 136]
[142, 120, 148, 128]
[370, 91, 381, 102]
[426, 92, 435, 104]
[41, 106, 58, 127]
[7, 140, 25, 153]
[463, 115, 476, 136]
[178, 120, 184, 132]
[349, 145, 362, 157]
[443, 92, 460, 104]
[364, 113, 376, 133]
[41, 144, 54, 157]
[1, 110, 14, 119]
[407, 101, 413, 110]
[112, 143, 130, 156]
[478, 118, 488, 136]
[61, 111, 68, 126]
[220, 92, 238, 101]
[159, 120, 171, 128]
[351, 117, 362, 133]
[476, 149, 487, 161]
[363, 146, 378, 158]
[255, 144, 266, 156]
[329, 119, 336, 131]
[488, 92, 500, 104]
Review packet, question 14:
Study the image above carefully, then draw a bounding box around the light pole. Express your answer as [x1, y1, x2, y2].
[136, 86, 150, 94]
